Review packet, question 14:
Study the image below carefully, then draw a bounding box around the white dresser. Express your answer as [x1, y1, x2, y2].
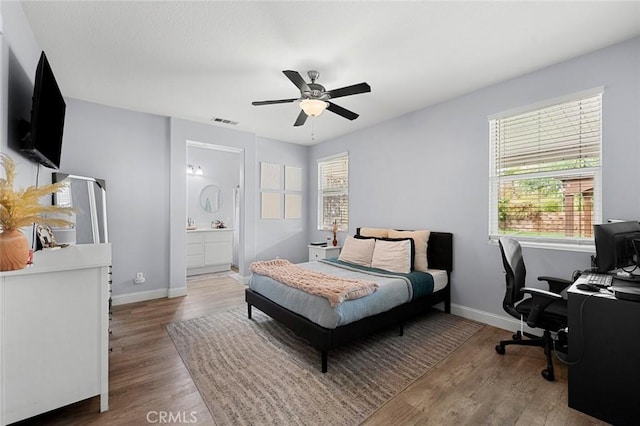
[187, 229, 234, 275]
[0, 244, 111, 425]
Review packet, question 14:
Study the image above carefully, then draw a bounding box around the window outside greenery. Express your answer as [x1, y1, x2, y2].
[489, 91, 602, 244]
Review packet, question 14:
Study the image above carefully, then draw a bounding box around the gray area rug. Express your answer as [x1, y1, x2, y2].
[166, 307, 483, 426]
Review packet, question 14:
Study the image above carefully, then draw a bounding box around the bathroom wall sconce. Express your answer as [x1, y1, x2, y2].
[187, 164, 204, 175]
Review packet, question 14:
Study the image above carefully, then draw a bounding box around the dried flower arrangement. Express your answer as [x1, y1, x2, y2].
[0, 153, 74, 270]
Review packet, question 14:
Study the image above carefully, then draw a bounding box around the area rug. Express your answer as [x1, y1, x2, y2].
[166, 307, 483, 426]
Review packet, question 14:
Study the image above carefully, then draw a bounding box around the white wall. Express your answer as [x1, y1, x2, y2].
[309, 36, 640, 318]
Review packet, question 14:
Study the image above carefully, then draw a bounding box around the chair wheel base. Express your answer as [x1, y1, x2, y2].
[541, 369, 555, 381]
[495, 344, 506, 355]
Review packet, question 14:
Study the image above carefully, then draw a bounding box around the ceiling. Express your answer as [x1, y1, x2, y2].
[21, 1, 640, 146]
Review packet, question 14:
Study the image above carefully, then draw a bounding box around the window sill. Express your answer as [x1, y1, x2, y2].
[488, 237, 595, 253]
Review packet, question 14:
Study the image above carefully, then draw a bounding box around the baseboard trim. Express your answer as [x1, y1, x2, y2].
[112, 289, 169, 306]
[168, 286, 187, 298]
[451, 303, 538, 335]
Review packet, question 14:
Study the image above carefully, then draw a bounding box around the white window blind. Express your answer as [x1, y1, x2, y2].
[318, 153, 349, 232]
[489, 91, 602, 246]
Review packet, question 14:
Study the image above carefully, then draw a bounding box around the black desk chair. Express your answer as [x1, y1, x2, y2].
[495, 237, 572, 381]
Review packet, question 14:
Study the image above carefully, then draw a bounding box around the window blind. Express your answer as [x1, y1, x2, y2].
[317, 153, 349, 231]
[489, 92, 602, 245]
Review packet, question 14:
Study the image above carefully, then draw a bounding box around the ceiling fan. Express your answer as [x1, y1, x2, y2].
[252, 70, 371, 127]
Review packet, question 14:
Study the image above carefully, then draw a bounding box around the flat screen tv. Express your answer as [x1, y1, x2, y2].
[20, 51, 66, 170]
[594, 221, 640, 273]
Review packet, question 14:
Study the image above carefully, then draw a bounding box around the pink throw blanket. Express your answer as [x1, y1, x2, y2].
[250, 259, 378, 307]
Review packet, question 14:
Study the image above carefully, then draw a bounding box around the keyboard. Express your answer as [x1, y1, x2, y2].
[582, 273, 613, 287]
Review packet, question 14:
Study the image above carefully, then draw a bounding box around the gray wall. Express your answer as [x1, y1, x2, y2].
[62, 98, 170, 297]
[309, 36, 640, 317]
[1, 2, 49, 227]
[255, 136, 309, 263]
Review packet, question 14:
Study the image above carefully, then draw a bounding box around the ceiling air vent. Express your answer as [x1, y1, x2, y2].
[211, 117, 238, 126]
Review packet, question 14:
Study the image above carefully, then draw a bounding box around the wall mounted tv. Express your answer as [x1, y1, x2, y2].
[19, 51, 66, 170]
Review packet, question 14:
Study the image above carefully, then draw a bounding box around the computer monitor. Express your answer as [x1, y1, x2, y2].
[594, 221, 640, 273]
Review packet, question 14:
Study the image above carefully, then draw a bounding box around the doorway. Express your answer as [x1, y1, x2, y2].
[185, 141, 243, 281]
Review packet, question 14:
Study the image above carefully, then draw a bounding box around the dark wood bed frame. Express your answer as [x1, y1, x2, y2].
[245, 231, 453, 373]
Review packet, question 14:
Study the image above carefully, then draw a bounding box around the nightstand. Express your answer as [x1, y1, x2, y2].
[308, 245, 341, 261]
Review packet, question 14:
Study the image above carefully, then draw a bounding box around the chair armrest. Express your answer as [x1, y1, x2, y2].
[537, 276, 573, 294]
[520, 287, 563, 328]
[521, 287, 563, 300]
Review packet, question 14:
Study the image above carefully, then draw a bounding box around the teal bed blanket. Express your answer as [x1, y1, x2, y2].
[320, 258, 435, 300]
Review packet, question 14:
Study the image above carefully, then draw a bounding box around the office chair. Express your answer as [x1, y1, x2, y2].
[495, 237, 572, 381]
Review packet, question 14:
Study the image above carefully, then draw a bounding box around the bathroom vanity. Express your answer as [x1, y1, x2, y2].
[186, 229, 233, 275]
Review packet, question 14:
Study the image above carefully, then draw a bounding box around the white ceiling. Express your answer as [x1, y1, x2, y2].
[21, 1, 640, 146]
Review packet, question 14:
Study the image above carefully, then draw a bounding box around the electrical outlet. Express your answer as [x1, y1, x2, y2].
[133, 272, 146, 284]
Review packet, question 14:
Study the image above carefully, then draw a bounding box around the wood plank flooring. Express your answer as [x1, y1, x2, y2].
[17, 274, 605, 425]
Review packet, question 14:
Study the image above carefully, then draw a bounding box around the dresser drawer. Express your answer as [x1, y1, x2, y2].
[187, 233, 204, 244]
[187, 243, 204, 256]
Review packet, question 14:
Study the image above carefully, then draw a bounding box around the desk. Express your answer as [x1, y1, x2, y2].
[568, 279, 640, 425]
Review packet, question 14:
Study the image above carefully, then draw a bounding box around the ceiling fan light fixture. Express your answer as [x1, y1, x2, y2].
[299, 99, 328, 117]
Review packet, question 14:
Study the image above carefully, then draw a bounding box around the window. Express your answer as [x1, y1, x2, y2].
[318, 153, 349, 232]
[489, 90, 602, 247]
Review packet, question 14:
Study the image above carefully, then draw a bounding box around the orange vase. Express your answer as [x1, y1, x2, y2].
[0, 229, 30, 271]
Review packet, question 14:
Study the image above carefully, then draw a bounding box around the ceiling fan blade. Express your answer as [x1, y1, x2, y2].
[293, 110, 308, 127]
[327, 102, 359, 120]
[283, 70, 311, 93]
[252, 98, 298, 106]
[327, 82, 371, 99]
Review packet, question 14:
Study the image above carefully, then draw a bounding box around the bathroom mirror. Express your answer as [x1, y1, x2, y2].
[200, 184, 222, 213]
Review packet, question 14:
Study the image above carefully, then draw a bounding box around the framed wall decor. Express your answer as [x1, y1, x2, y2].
[285, 166, 302, 191]
[260, 162, 281, 190]
[261, 192, 281, 219]
[284, 193, 302, 219]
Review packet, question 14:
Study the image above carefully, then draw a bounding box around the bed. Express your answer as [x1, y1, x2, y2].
[245, 229, 453, 372]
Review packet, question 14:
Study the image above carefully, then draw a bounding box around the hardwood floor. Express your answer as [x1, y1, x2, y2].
[18, 275, 605, 425]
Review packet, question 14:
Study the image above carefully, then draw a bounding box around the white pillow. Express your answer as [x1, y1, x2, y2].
[338, 235, 376, 267]
[371, 239, 412, 274]
[388, 229, 430, 272]
[359, 227, 390, 238]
